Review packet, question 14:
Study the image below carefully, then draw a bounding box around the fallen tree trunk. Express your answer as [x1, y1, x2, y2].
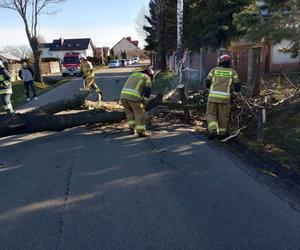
[0, 110, 125, 137]
[32, 91, 90, 114]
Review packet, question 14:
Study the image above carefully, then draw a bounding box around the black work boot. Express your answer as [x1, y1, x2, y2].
[207, 130, 218, 140]
[138, 131, 151, 138]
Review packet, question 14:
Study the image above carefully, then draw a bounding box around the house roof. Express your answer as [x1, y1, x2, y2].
[111, 37, 139, 51]
[0, 52, 21, 61]
[41, 38, 93, 51]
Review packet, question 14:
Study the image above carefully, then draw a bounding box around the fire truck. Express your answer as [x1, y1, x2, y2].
[61, 52, 82, 77]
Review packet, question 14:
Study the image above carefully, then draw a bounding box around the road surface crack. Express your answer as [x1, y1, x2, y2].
[55, 158, 74, 250]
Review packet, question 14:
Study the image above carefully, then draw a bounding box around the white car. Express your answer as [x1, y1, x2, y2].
[125, 59, 133, 65]
[108, 60, 120, 68]
[132, 57, 139, 64]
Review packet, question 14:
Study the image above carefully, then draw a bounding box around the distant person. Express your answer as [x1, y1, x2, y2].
[120, 66, 154, 137]
[18, 62, 38, 101]
[80, 55, 103, 102]
[121, 59, 125, 67]
[0, 60, 14, 114]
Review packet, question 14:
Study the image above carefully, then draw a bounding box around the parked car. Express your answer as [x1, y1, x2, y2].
[132, 57, 140, 64]
[125, 59, 133, 65]
[108, 60, 120, 68]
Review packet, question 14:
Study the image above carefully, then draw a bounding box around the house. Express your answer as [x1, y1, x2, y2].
[111, 37, 140, 58]
[40, 38, 94, 60]
[95, 47, 110, 58]
[230, 39, 300, 77]
[0, 52, 21, 63]
[95, 47, 111, 64]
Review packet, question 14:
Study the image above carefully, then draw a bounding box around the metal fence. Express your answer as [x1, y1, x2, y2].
[165, 47, 300, 95]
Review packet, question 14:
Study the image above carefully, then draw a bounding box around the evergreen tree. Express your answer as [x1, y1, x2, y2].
[185, 0, 251, 50]
[144, 0, 177, 69]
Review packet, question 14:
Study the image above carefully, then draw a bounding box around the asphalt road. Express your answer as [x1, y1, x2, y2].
[1, 68, 300, 250]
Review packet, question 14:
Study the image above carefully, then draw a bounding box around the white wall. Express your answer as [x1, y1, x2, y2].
[42, 49, 93, 60]
[272, 40, 299, 64]
[113, 39, 139, 57]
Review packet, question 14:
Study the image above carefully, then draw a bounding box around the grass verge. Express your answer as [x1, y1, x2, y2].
[11, 75, 69, 107]
[240, 100, 300, 174]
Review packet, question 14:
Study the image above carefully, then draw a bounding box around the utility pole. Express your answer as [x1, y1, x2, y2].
[176, 0, 184, 75]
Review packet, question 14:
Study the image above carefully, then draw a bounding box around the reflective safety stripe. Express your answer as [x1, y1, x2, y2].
[219, 128, 227, 132]
[210, 90, 230, 96]
[0, 75, 4, 81]
[209, 90, 230, 99]
[209, 93, 230, 99]
[3, 103, 13, 109]
[0, 89, 12, 94]
[208, 122, 218, 129]
[227, 78, 233, 93]
[135, 79, 144, 91]
[121, 88, 141, 98]
[136, 125, 146, 130]
[128, 120, 135, 125]
[213, 70, 232, 78]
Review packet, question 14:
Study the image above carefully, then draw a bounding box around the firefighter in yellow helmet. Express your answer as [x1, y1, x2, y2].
[120, 66, 154, 137]
[0, 60, 14, 114]
[80, 54, 103, 101]
[205, 54, 241, 139]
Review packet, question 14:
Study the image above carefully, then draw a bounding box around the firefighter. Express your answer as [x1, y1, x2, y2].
[0, 60, 14, 114]
[79, 55, 103, 101]
[120, 66, 154, 137]
[205, 54, 241, 139]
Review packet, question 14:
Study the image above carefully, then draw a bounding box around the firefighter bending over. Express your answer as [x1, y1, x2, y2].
[120, 66, 154, 138]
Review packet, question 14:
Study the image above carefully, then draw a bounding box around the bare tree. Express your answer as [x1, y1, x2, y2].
[0, 0, 66, 82]
[2, 44, 32, 59]
[135, 5, 149, 48]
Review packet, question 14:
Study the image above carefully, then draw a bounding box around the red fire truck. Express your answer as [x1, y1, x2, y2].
[61, 52, 82, 77]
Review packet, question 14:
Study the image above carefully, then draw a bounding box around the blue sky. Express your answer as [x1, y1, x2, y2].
[0, 0, 149, 48]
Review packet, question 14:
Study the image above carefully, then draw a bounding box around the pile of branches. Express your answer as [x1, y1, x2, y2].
[151, 80, 299, 142]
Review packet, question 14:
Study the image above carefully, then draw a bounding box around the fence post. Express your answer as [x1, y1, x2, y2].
[256, 97, 267, 142]
[250, 46, 263, 97]
[177, 84, 191, 122]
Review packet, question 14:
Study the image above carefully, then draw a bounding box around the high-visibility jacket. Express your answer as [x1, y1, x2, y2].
[120, 72, 152, 102]
[80, 61, 94, 78]
[206, 66, 240, 104]
[0, 67, 12, 95]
